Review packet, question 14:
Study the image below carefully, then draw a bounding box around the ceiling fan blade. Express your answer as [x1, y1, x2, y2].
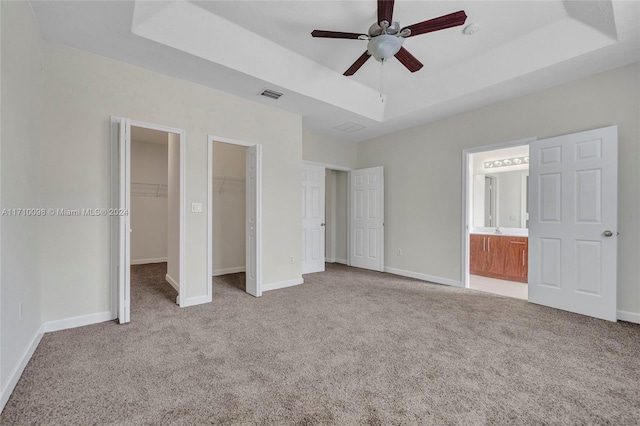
[311, 30, 363, 39]
[402, 10, 467, 37]
[344, 51, 371, 76]
[378, 0, 395, 25]
[394, 47, 423, 73]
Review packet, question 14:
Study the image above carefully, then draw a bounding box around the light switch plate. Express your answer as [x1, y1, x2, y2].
[191, 202, 203, 213]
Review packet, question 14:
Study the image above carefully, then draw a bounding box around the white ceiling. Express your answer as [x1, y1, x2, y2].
[31, 1, 640, 143]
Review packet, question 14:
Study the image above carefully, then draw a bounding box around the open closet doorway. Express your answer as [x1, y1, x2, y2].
[110, 118, 186, 324]
[208, 136, 262, 298]
[465, 142, 531, 300]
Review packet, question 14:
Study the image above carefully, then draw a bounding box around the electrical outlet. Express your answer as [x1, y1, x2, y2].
[191, 202, 203, 213]
[289, 256, 295, 264]
[397, 248, 403, 256]
[19, 302, 23, 320]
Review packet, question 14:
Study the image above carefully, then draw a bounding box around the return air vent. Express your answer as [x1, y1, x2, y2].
[258, 88, 283, 100]
[333, 122, 366, 133]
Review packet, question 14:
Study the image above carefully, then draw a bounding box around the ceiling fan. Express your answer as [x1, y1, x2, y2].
[311, 0, 467, 76]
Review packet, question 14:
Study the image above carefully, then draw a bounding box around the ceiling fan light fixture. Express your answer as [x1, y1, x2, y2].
[367, 34, 404, 62]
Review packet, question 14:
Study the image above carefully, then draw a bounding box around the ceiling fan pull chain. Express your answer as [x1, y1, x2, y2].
[380, 59, 384, 102]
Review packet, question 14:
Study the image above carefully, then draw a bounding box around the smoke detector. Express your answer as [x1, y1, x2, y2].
[463, 24, 480, 35]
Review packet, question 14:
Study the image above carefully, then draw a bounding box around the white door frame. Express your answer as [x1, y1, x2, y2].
[461, 137, 536, 290]
[303, 161, 353, 266]
[110, 117, 186, 322]
[208, 135, 262, 297]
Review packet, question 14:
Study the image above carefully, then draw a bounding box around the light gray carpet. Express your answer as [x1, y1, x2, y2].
[2, 263, 639, 425]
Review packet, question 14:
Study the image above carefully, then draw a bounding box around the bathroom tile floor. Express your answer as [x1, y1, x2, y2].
[469, 274, 528, 300]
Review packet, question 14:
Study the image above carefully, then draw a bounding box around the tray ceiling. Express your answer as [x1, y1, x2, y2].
[31, 1, 640, 142]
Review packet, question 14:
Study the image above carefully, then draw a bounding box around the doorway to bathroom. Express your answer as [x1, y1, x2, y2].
[463, 127, 618, 321]
[464, 141, 532, 300]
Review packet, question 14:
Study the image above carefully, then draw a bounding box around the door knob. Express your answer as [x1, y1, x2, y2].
[603, 230, 613, 237]
[321, 223, 325, 227]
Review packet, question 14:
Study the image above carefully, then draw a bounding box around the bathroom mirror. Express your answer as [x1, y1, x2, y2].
[472, 170, 528, 229]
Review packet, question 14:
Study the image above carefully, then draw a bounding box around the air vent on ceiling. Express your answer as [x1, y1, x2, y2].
[259, 88, 283, 100]
[333, 122, 366, 133]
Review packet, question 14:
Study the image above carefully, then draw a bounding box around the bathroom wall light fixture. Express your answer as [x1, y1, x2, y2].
[484, 156, 529, 169]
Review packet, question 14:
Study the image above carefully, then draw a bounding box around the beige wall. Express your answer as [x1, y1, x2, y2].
[1, 1, 44, 396]
[302, 128, 357, 169]
[37, 34, 302, 317]
[357, 63, 640, 315]
[130, 139, 169, 263]
[212, 142, 246, 273]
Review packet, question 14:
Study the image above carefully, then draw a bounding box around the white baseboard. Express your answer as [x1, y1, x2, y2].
[335, 258, 347, 265]
[262, 277, 304, 292]
[43, 311, 114, 333]
[165, 274, 179, 292]
[131, 257, 167, 265]
[180, 295, 212, 307]
[325, 258, 347, 265]
[384, 266, 463, 288]
[617, 310, 640, 324]
[213, 266, 245, 277]
[1, 324, 44, 413]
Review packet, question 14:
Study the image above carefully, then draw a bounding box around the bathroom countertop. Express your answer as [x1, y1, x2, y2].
[470, 228, 529, 237]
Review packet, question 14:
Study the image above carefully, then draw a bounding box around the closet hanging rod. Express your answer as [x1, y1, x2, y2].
[215, 175, 245, 194]
[213, 175, 245, 182]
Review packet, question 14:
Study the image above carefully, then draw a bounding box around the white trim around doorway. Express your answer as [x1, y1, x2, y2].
[208, 135, 263, 298]
[110, 117, 187, 320]
[460, 137, 536, 290]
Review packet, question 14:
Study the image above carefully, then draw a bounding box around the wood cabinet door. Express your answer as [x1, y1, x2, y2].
[504, 237, 528, 282]
[486, 236, 506, 275]
[469, 234, 484, 273]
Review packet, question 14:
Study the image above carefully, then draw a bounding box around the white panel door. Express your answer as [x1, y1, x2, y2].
[246, 144, 262, 297]
[350, 166, 384, 272]
[529, 126, 617, 321]
[118, 118, 131, 324]
[302, 164, 325, 274]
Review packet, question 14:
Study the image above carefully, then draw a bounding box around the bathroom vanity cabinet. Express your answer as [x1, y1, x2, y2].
[469, 234, 528, 283]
